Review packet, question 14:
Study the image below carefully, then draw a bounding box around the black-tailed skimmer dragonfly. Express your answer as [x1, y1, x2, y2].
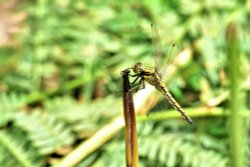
[127, 24, 193, 124]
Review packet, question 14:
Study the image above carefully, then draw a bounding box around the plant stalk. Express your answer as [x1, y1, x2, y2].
[121, 68, 139, 167]
[227, 22, 245, 167]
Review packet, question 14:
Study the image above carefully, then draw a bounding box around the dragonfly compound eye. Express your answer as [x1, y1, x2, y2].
[132, 62, 142, 73]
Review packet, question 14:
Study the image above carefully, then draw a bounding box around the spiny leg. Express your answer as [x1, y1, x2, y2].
[129, 77, 145, 93]
[130, 75, 141, 85]
[114, 74, 142, 94]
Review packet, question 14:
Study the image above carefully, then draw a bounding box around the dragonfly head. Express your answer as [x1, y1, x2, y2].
[132, 62, 143, 74]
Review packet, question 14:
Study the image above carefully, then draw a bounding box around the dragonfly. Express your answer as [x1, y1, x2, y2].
[128, 23, 193, 124]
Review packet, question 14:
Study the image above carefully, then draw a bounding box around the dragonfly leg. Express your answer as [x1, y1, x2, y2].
[129, 78, 145, 93]
[114, 75, 142, 94]
[129, 73, 140, 77]
[130, 76, 141, 85]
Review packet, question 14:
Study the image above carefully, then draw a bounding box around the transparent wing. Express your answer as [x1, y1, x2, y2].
[146, 89, 171, 117]
[160, 44, 179, 81]
[151, 23, 176, 80]
[151, 23, 165, 74]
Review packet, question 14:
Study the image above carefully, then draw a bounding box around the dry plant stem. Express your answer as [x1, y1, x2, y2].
[136, 107, 226, 122]
[205, 78, 250, 107]
[54, 117, 125, 167]
[122, 69, 139, 167]
[136, 106, 250, 122]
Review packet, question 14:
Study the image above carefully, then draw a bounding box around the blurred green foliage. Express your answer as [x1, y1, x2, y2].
[0, 0, 249, 167]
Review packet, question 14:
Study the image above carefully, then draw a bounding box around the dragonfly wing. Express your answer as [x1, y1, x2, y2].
[151, 23, 165, 75]
[151, 23, 177, 80]
[159, 44, 179, 81]
[147, 89, 171, 118]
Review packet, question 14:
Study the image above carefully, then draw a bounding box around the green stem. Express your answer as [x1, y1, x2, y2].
[227, 23, 245, 167]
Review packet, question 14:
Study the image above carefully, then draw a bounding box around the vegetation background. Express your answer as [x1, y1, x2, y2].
[0, 0, 249, 167]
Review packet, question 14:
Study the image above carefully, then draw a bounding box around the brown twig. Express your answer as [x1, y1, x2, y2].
[121, 68, 139, 167]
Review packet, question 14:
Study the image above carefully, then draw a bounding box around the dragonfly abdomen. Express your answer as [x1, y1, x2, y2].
[156, 84, 193, 124]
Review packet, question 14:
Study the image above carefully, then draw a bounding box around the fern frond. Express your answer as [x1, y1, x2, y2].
[14, 111, 75, 155]
[43, 96, 122, 137]
[0, 93, 27, 111]
[0, 130, 45, 167]
[138, 132, 228, 167]
[0, 93, 27, 127]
